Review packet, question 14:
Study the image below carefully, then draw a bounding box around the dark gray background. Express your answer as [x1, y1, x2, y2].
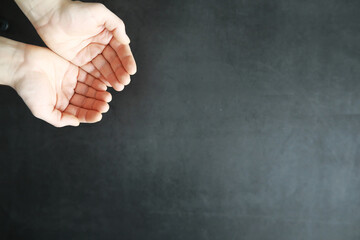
[1, 0, 360, 239]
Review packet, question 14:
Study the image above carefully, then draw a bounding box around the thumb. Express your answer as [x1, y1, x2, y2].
[98, 4, 131, 44]
[48, 110, 80, 128]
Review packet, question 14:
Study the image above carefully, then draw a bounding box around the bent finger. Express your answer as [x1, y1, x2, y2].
[70, 93, 110, 113]
[110, 38, 137, 75]
[64, 104, 102, 123]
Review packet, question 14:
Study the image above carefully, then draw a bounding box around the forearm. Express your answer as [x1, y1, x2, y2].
[0, 37, 25, 88]
[14, 0, 70, 27]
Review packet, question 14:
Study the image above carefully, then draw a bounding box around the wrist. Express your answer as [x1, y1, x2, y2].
[0, 37, 25, 89]
[14, 0, 70, 28]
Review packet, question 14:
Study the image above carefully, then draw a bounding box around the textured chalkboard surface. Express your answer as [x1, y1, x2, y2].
[1, 0, 360, 239]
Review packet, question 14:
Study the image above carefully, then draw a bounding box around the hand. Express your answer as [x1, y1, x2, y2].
[31, 1, 137, 91]
[14, 44, 112, 127]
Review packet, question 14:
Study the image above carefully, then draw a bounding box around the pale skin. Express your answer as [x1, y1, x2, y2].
[0, 0, 137, 127]
[15, 0, 137, 90]
[0, 37, 111, 127]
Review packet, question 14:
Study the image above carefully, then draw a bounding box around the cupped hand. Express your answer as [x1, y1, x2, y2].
[15, 45, 112, 127]
[35, 1, 137, 91]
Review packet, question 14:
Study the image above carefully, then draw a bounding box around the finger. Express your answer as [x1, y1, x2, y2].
[92, 54, 124, 91]
[81, 62, 112, 87]
[80, 63, 111, 87]
[70, 93, 110, 113]
[73, 43, 106, 66]
[110, 38, 137, 75]
[97, 5, 130, 44]
[64, 104, 102, 123]
[100, 76, 112, 87]
[102, 45, 131, 85]
[92, 28, 113, 45]
[48, 109, 80, 127]
[75, 82, 112, 102]
[77, 68, 107, 91]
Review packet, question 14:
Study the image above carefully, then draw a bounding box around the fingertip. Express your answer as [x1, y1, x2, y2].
[122, 56, 137, 75]
[60, 113, 80, 127]
[102, 103, 110, 113]
[100, 83, 107, 91]
[72, 122, 80, 127]
[85, 111, 103, 123]
[74, 119, 81, 127]
[123, 61, 137, 76]
[114, 30, 130, 45]
[95, 113, 103, 122]
[121, 33, 131, 44]
[128, 64, 137, 75]
[106, 93, 112, 102]
[125, 35, 131, 44]
[67, 115, 80, 127]
[119, 74, 131, 86]
[114, 83, 125, 91]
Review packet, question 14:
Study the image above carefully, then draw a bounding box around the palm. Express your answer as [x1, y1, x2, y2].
[36, 1, 137, 91]
[15, 46, 111, 127]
